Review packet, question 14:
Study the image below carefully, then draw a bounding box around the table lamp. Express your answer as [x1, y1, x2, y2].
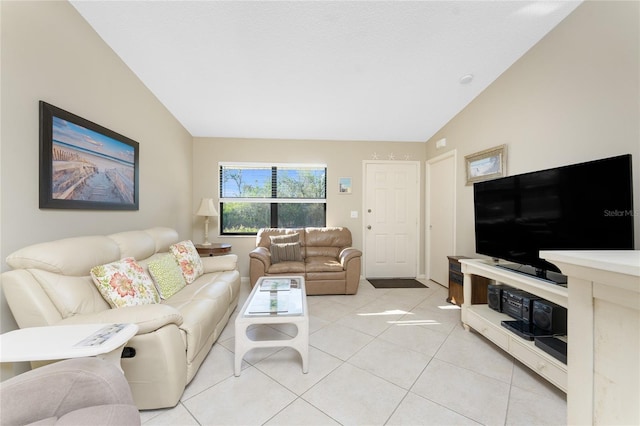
[196, 198, 218, 246]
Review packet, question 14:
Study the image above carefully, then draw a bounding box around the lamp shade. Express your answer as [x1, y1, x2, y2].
[196, 198, 218, 217]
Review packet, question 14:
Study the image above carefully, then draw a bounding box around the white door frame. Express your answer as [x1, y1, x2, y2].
[425, 150, 457, 282]
[362, 160, 421, 279]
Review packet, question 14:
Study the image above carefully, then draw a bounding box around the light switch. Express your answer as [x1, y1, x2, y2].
[350, 211, 358, 219]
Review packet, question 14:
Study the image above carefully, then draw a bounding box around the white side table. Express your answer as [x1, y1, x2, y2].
[0, 323, 138, 371]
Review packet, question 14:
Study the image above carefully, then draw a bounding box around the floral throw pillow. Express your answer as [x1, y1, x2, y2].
[148, 254, 187, 299]
[170, 240, 204, 284]
[90, 257, 160, 308]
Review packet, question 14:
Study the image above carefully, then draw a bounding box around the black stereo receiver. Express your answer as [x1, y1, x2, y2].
[501, 289, 540, 323]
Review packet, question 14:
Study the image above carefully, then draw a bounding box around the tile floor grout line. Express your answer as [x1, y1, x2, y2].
[141, 280, 566, 425]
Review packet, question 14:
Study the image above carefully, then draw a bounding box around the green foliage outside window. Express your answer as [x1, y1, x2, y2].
[220, 164, 326, 234]
[221, 202, 270, 234]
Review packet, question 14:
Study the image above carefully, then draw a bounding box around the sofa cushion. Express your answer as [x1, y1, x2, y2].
[143, 227, 180, 252]
[90, 257, 160, 308]
[6, 236, 119, 276]
[270, 242, 303, 264]
[170, 241, 204, 284]
[31, 270, 110, 317]
[270, 233, 299, 244]
[305, 246, 340, 258]
[305, 256, 344, 272]
[162, 272, 233, 363]
[267, 261, 305, 274]
[108, 230, 156, 260]
[148, 254, 187, 299]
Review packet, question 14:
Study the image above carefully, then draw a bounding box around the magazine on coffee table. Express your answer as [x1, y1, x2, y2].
[259, 278, 291, 292]
[248, 291, 290, 314]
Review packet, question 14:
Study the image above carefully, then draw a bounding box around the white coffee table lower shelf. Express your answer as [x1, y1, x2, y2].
[0, 323, 138, 371]
[235, 276, 309, 376]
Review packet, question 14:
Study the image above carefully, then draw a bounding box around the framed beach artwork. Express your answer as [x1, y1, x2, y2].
[338, 177, 352, 194]
[464, 144, 507, 185]
[39, 101, 139, 210]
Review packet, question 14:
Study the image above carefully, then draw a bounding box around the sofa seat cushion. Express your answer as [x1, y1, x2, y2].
[162, 271, 238, 362]
[267, 261, 305, 274]
[170, 271, 236, 302]
[305, 256, 343, 273]
[198, 270, 242, 303]
[169, 297, 226, 363]
[306, 271, 346, 281]
[305, 247, 340, 258]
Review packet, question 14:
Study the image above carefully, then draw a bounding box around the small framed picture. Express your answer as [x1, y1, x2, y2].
[338, 177, 352, 194]
[465, 144, 507, 185]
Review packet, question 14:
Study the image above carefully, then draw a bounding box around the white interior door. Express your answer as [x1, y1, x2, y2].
[427, 151, 456, 286]
[364, 162, 419, 278]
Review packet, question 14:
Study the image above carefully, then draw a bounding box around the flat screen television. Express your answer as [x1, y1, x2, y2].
[473, 154, 634, 284]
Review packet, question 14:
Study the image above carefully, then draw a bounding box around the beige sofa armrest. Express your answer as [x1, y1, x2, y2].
[249, 247, 272, 286]
[339, 247, 362, 268]
[201, 254, 238, 273]
[249, 246, 271, 268]
[57, 304, 183, 335]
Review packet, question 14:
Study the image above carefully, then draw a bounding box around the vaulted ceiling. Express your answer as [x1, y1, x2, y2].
[71, 1, 581, 142]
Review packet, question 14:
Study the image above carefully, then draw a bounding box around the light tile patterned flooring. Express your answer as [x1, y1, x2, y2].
[140, 280, 566, 425]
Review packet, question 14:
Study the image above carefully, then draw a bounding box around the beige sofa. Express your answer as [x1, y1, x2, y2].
[249, 227, 362, 295]
[1, 227, 241, 410]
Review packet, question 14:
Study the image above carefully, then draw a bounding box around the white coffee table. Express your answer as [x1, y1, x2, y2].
[0, 323, 138, 371]
[234, 276, 308, 376]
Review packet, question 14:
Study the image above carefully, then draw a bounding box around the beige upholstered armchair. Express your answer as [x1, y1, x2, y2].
[0, 357, 141, 425]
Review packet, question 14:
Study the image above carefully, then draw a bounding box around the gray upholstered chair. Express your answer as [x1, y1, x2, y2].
[0, 357, 140, 425]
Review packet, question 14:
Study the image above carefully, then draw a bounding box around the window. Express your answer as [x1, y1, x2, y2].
[219, 163, 326, 235]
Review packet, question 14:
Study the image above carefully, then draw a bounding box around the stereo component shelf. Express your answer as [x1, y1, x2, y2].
[459, 259, 568, 392]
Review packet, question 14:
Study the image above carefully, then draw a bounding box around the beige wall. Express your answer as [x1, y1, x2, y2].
[2, 0, 637, 331]
[193, 138, 426, 277]
[426, 0, 640, 260]
[0, 1, 193, 331]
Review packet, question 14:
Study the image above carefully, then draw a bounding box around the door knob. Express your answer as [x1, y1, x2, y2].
[367, 225, 372, 230]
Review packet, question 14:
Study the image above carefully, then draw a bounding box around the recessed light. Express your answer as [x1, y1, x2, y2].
[459, 74, 474, 85]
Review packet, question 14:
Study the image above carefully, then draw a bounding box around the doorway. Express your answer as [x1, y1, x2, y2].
[426, 151, 456, 286]
[363, 161, 419, 278]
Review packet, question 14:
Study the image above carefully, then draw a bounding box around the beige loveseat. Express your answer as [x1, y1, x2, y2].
[249, 227, 362, 295]
[1, 227, 240, 410]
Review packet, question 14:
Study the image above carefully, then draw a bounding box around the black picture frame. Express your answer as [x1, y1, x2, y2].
[39, 101, 139, 210]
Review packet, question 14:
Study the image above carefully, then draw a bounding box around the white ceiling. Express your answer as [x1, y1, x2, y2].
[71, 1, 581, 142]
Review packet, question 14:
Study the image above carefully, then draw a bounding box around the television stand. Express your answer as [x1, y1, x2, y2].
[459, 258, 568, 392]
[496, 263, 567, 285]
